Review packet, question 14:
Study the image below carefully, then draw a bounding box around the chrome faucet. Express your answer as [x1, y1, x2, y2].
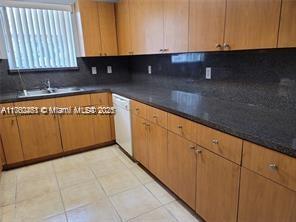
[44, 80, 55, 93]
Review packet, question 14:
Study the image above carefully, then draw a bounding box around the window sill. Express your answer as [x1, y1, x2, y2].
[8, 67, 80, 74]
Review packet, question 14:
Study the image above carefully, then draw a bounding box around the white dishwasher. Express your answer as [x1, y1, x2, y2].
[112, 94, 133, 156]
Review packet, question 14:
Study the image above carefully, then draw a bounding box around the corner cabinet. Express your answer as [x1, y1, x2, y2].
[75, 0, 118, 57]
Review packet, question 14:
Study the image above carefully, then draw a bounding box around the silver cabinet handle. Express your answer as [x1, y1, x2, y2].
[160, 49, 164, 52]
[212, 139, 219, 144]
[269, 163, 278, 171]
[216, 44, 222, 49]
[195, 149, 202, 154]
[223, 43, 230, 50]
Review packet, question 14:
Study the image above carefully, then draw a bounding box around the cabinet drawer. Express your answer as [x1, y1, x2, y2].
[168, 114, 196, 142]
[90, 92, 110, 106]
[131, 100, 148, 119]
[147, 106, 167, 128]
[15, 98, 56, 108]
[0, 103, 14, 118]
[196, 124, 242, 164]
[55, 94, 91, 107]
[243, 141, 296, 192]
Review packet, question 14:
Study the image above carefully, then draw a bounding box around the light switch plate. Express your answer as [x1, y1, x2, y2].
[91, 67, 97, 75]
[206, 67, 211, 79]
[107, 66, 112, 74]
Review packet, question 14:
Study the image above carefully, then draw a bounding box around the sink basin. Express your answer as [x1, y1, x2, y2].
[18, 87, 85, 98]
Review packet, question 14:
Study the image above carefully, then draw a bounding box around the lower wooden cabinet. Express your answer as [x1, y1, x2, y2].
[238, 168, 296, 222]
[59, 115, 95, 152]
[132, 114, 149, 167]
[0, 117, 24, 164]
[195, 147, 240, 222]
[148, 122, 168, 183]
[167, 131, 197, 209]
[93, 115, 112, 144]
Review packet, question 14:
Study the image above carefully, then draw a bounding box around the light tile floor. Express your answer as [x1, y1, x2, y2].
[0, 145, 201, 222]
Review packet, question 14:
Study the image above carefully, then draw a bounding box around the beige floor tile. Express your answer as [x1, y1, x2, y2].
[15, 191, 64, 221]
[117, 154, 136, 169]
[0, 170, 17, 188]
[0, 184, 16, 207]
[98, 170, 141, 196]
[90, 158, 128, 178]
[16, 176, 59, 202]
[67, 198, 121, 222]
[130, 166, 154, 184]
[165, 201, 201, 222]
[1, 204, 20, 222]
[111, 186, 161, 221]
[56, 167, 95, 189]
[83, 147, 117, 164]
[129, 207, 177, 222]
[16, 162, 55, 184]
[145, 182, 175, 205]
[53, 154, 87, 173]
[61, 180, 106, 211]
[43, 213, 67, 222]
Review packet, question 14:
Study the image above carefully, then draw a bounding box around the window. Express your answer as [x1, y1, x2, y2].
[0, 6, 77, 70]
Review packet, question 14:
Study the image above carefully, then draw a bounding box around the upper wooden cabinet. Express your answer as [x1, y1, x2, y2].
[115, 0, 132, 55]
[129, 0, 164, 55]
[76, 0, 118, 57]
[278, 0, 296, 48]
[163, 0, 189, 53]
[189, 0, 226, 52]
[224, 0, 281, 50]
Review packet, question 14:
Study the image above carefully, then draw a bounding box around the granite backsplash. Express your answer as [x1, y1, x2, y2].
[0, 56, 131, 94]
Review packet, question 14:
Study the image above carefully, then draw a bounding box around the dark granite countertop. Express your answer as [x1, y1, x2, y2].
[1, 82, 296, 158]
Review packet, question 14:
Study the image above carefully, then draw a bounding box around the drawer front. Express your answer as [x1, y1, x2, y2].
[90, 92, 110, 106]
[131, 100, 148, 119]
[147, 106, 168, 128]
[15, 98, 56, 108]
[243, 141, 296, 192]
[55, 94, 91, 107]
[196, 124, 242, 164]
[168, 114, 196, 142]
[0, 103, 14, 118]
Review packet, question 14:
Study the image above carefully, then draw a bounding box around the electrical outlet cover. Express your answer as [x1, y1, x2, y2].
[107, 66, 112, 74]
[91, 67, 97, 75]
[206, 67, 211, 79]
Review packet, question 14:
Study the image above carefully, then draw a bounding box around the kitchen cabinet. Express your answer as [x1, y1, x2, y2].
[0, 138, 5, 165]
[278, 0, 296, 48]
[167, 131, 196, 209]
[115, 0, 132, 55]
[224, 0, 281, 50]
[195, 147, 240, 222]
[0, 117, 24, 164]
[189, 0, 226, 52]
[238, 168, 296, 222]
[76, 0, 118, 57]
[163, 0, 189, 53]
[132, 114, 149, 167]
[129, 0, 164, 55]
[16, 99, 63, 160]
[148, 122, 168, 183]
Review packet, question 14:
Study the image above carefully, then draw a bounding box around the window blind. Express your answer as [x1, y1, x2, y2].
[1, 7, 77, 70]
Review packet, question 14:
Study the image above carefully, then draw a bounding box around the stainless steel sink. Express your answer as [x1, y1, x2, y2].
[18, 87, 85, 98]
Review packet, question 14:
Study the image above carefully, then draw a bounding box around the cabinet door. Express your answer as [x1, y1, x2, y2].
[132, 114, 148, 167]
[224, 0, 281, 50]
[196, 147, 240, 222]
[75, 0, 102, 56]
[93, 115, 112, 144]
[167, 132, 196, 209]
[115, 0, 132, 55]
[17, 115, 62, 160]
[129, 0, 164, 54]
[59, 115, 95, 152]
[98, 2, 118, 56]
[189, 0, 226, 52]
[163, 0, 189, 53]
[278, 0, 296, 48]
[238, 168, 296, 222]
[148, 123, 168, 183]
[0, 117, 24, 164]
